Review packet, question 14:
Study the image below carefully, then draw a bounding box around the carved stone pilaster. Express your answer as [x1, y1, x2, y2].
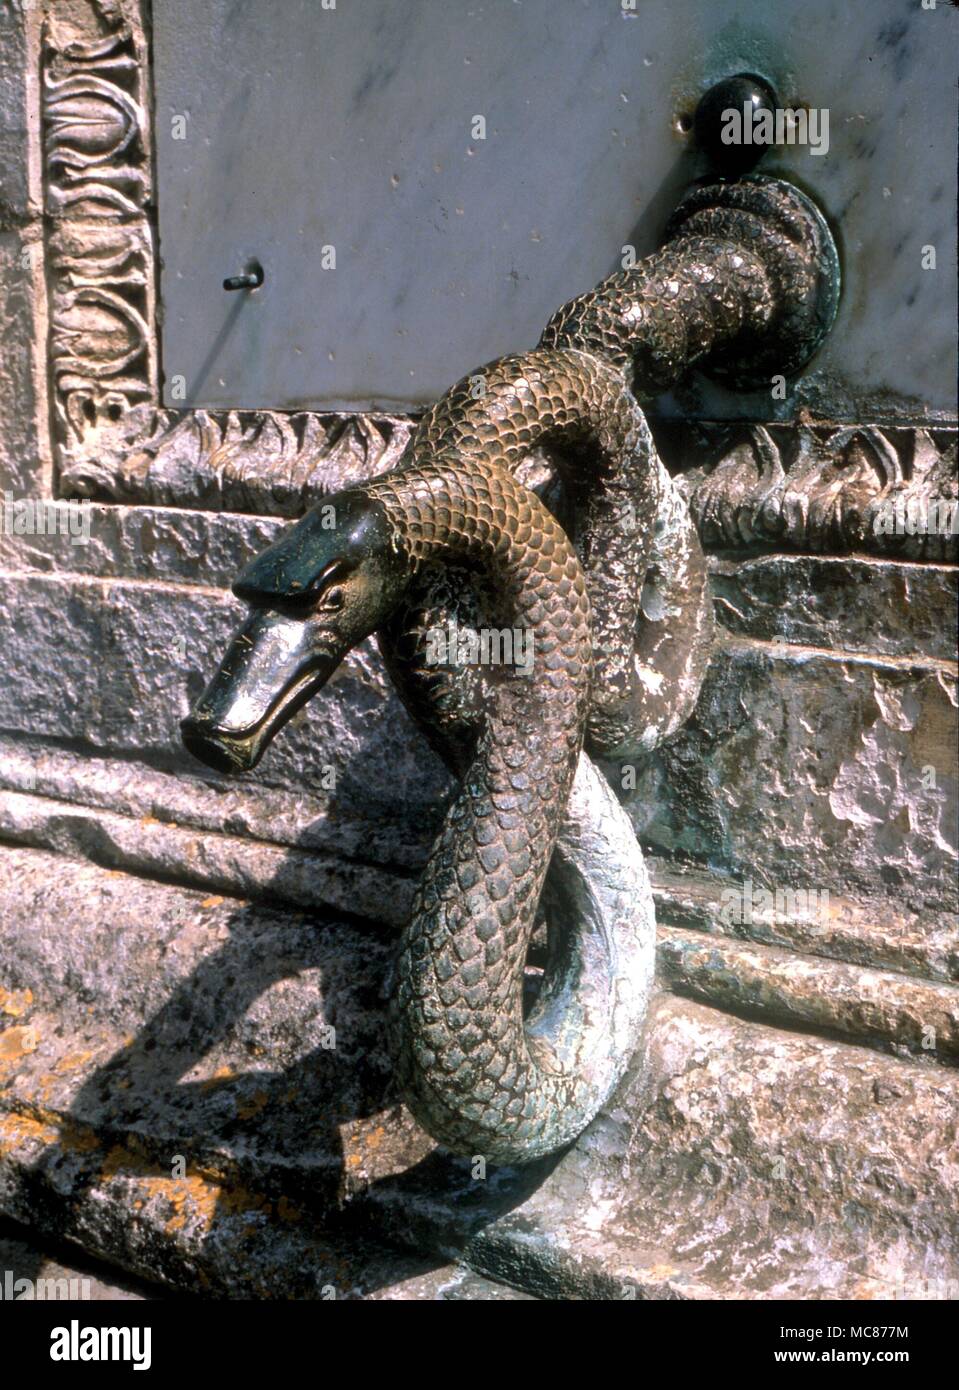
[43, 0, 157, 470]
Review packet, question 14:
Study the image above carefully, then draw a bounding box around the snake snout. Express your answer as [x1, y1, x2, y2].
[180, 717, 254, 774]
[182, 607, 338, 775]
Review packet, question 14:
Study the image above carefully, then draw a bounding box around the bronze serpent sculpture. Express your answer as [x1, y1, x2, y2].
[182, 177, 839, 1163]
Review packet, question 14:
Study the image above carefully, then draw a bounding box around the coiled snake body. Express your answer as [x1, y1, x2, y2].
[184, 179, 837, 1163]
[365, 350, 706, 1161]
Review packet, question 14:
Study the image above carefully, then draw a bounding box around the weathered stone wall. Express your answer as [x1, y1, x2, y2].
[0, 0, 956, 1299]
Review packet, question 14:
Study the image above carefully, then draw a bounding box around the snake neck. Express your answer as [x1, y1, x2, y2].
[390, 345, 713, 758]
[366, 455, 592, 774]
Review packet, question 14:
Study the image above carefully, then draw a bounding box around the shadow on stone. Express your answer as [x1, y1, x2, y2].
[20, 773, 559, 1295]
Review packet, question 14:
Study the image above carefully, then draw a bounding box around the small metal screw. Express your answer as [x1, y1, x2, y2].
[223, 262, 264, 292]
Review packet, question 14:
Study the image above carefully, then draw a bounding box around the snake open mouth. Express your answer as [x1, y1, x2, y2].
[181, 665, 325, 774]
[181, 609, 338, 775]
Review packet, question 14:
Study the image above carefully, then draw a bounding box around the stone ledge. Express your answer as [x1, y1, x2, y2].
[1, 753, 954, 985]
[658, 926, 958, 1060]
[0, 569, 954, 912]
[2, 840, 955, 1057]
[0, 787, 415, 928]
[2, 987, 955, 1301]
[1, 775, 954, 990]
[648, 859, 956, 985]
[0, 1218, 158, 1301]
[624, 636, 957, 915]
[0, 736, 435, 878]
[0, 1212, 530, 1302]
[709, 553, 958, 663]
[1, 512, 956, 663]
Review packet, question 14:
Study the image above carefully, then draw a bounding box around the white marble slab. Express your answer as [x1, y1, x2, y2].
[154, 0, 958, 419]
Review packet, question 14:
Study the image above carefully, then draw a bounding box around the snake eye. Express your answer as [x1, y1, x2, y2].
[317, 586, 346, 612]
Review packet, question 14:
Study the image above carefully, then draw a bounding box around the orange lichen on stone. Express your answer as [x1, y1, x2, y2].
[199, 1065, 234, 1092]
[52, 1050, 94, 1075]
[166, 1174, 274, 1233]
[277, 1195, 304, 1224]
[0, 1098, 105, 1169]
[0, 987, 33, 1019]
[98, 1140, 272, 1236]
[0, 1110, 58, 1156]
[236, 1089, 269, 1120]
[0, 1025, 40, 1078]
[164, 1175, 224, 1232]
[35, 1071, 63, 1103]
[99, 1144, 223, 1232]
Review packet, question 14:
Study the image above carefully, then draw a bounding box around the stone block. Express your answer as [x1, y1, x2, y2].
[620, 638, 958, 916]
[710, 554, 959, 662]
[0, 229, 44, 495]
[0, 4, 31, 223]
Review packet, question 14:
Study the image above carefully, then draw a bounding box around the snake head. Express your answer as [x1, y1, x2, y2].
[181, 490, 408, 774]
